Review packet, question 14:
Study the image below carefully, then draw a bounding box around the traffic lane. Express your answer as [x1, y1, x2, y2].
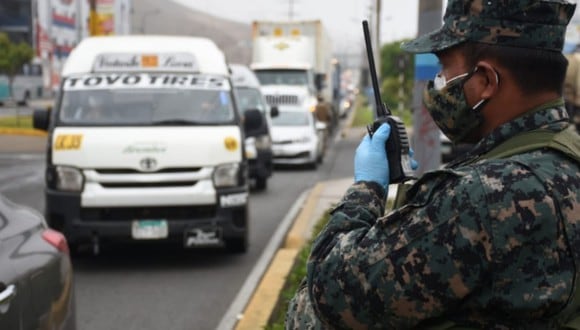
[0, 153, 46, 212]
[70, 149, 350, 330]
[0, 132, 355, 330]
[0, 121, 357, 330]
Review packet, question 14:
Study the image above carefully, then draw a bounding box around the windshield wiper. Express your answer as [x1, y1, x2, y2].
[151, 119, 202, 126]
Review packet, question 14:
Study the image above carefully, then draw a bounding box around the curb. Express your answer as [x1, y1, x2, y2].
[0, 128, 48, 136]
[234, 182, 327, 330]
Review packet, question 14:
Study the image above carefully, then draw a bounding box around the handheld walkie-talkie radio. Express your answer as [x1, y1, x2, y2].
[362, 20, 415, 184]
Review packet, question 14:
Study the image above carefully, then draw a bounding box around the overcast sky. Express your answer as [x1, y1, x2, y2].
[172, 0, 420, 52]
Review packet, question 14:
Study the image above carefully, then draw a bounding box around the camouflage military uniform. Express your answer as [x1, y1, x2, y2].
[286, 101, 580, 329]
[286, 0, 580, 328]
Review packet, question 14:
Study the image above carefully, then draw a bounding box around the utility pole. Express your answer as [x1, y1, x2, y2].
[89, 0, 98, 36]
[412, 0, 444, 174]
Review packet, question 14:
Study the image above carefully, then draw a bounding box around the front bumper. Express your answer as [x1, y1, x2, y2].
[45, 187, 249, 246]
[272, 142, 317, 165]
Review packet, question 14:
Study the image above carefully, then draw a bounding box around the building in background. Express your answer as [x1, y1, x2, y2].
[0, 0, 34, 44]
[0, 0, 132, 96]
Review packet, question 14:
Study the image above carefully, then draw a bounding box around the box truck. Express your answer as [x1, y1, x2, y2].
[251, 20, 337, 127]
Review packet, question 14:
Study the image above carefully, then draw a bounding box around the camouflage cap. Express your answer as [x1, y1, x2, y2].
[401, 0, 577, 54]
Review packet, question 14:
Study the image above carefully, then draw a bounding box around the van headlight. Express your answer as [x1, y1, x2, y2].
[213, 163, 240, 187]
[254, 135, 271, 149]
[51, 166, 84, 192]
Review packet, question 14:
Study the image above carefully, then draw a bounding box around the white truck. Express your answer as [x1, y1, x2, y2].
[33, 36, 265, 254]
[250, 20, 337, 124]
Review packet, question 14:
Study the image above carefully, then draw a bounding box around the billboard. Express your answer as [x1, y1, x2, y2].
[33, 0, 132, 91]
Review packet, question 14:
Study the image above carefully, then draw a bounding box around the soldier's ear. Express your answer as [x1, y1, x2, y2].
[476, 61, 500, 99]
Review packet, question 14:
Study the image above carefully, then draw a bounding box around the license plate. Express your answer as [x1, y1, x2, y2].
[184, 228, 221, 247]
[131, 220, 168, 240]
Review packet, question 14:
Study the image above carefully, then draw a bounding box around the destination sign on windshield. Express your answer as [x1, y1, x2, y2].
[62, 73, 231, 91]
[93, 53, 199, 73]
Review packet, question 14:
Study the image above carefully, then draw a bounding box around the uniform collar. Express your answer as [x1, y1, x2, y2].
[449, 98, 570, 168]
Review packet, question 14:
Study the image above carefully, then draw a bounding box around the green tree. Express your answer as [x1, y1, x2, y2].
[0, 32, 34, 101]
[379, 39, 414, 124]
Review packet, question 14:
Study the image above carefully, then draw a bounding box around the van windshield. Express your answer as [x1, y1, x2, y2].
[254, 69, 309, 86]
[58, 73, 236, 126]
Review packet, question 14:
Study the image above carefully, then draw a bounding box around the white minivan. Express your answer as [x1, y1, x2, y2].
[33, 36, 264, 254]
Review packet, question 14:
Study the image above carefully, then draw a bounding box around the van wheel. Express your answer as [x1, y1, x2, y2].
[225, 236, 248, 254]
[255, 177, 267, 191]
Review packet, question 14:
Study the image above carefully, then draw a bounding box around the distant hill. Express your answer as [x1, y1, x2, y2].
[131, 0, 252, 65]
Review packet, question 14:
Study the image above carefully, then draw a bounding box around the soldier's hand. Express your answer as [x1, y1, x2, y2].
[354, 123, 391, 191]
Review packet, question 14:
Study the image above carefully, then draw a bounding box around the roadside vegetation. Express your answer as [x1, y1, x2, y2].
[0, 115, 33, 128]
[0, 32, 33, 101]
[265, 208, 332, 329]
[351, 94, 412, 128]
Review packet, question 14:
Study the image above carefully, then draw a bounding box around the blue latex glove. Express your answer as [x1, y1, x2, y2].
[354, 123, 391, 191]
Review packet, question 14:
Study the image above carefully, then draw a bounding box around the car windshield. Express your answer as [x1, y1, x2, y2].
[271, 111, 310, 126]
[235, 87, 268, 114]
[254, 69, 308, 86]
[58, 73, 235, 126]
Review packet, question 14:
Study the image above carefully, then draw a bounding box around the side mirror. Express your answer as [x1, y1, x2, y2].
[270, 106, 279, 118]
[244, 137, 257, 160]
[244, 109, 264, 132]
[315, 121, 327, 131]
[33, 108, 50, 131]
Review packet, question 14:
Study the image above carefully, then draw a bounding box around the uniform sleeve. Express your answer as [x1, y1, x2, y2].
[307, 173, 494, 329]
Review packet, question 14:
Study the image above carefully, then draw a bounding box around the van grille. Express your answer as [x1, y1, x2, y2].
[95, 168, 202, 174]
[265, 94, 299, 106]
[99, 181, 198, 188]
[80, 206, 216, 221]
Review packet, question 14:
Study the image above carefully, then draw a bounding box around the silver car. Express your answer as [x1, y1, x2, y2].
[271, 107, 327, 169]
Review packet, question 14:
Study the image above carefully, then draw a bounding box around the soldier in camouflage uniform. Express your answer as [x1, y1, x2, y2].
[287, 0, 580, 329]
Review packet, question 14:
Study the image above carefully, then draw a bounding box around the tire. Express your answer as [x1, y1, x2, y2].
[255, 176, 267, 191]
[307, 160, 318, 170]
[225, 236, 248, 253]
[68, 242, 85, 258]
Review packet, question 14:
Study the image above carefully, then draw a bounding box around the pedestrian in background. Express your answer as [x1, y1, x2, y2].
[287, 0, 580, 328]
